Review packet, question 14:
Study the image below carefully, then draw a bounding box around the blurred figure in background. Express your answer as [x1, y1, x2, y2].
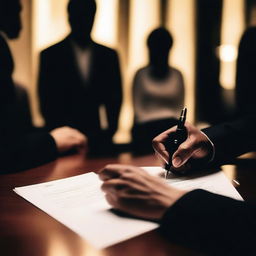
[235, 26, 256, 116]
[0, 0, 86, 173]
[131, 28, 184, 155]
[38, 0, 122, 157]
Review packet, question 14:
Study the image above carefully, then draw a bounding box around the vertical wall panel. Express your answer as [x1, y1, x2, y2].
[128, 0, 161, 74]
[167, 0, 196, 122]
[113, 0, 130, 143]
[8, 0, 32, 89]
[160, 0, 168, 27]
[92, 0, 118, 48]
[115, 0, 161, 142]
[220, 0, 245, 90]
[195, 0, 223, 124]
[33, 0, 69, 53]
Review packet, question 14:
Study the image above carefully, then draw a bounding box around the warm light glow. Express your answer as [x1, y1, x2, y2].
[92, 0, 118, 48]
[47, 232, 105, 256]
[218, 44, 238, 62]
[47, 234, 70, 256]
[167, 0, 196, 123]
[128, 0, 160, 73]
[250, 7, 256, 25]
[34, 0, 118, 51]
[33, 0, 70, 52]
[92, 0, 119, 133]
[114, 0, 161, 143]
[220, 0, 245, 90]
[221, 165, 236, 181]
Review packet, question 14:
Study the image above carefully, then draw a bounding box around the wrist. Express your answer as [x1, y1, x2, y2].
[157, 190, 187, 221]
[160, 188, 188, 218]
[200, 131, 215, 162]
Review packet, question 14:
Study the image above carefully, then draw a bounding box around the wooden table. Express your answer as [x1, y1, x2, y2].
[1, 151, 256, 256]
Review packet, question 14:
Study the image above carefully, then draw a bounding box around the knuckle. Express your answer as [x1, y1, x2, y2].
[118, 188, 128, 198]
[113, 180, 126, 190]
[105, 164, 113, 169]
[120, 172, 129, 179]
[123, 167, 132, 174]
[152, 137, 159, 144]
[121, 172, 136, 181]
[101, 183, 108, 191]
[179, 144, 190, 152]
[189, 135, 197, 144]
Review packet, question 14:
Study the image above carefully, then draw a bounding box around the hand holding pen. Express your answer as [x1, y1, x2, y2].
[152, 109, 214, 178]
[164, 108, 188, 177]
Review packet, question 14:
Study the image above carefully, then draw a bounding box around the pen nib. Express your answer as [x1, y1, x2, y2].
[180, 107, 187, 120]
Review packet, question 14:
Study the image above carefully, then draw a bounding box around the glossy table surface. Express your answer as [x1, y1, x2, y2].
[1, 150, 256, 256]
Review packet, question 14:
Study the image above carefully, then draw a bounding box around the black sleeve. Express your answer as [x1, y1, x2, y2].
[14, 85, 33, 132]
[38, 52, 50, 125]
[160, 189, 256, 255]
[38, 51, 61, 130]
[202, 115, 256, 164]
[104, 51, 122, 137]
[0, 131, 58, 173]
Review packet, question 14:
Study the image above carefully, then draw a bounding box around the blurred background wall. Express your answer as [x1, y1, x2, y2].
[8, 0, 255, 143]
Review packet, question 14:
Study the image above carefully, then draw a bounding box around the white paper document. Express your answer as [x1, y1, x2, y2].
[146, 167, 243, 201]
[13, 167, 242, 249]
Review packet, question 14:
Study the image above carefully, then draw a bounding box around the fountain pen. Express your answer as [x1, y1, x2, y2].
[165, 108, 188, 178]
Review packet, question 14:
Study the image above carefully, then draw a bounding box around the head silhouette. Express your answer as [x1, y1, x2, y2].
[238, 26, 256, 56]
[236, 26, 256, 114]
[147, 27, 173, 68]
[68, 0, 96, 46]
[0, 0, 22, 39]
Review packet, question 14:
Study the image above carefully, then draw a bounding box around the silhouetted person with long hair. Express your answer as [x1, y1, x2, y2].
[236, 26, 256, 116]
[131, 27, 184, 155]
[38, 0, 122, 157]
[0, 0, 86, 173]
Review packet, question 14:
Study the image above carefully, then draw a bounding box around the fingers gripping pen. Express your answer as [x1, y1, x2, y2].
[164, 108, 188, 178]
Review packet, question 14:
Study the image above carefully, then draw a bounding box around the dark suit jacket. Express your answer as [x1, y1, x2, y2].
[161, 190, 256, 255]
[235, 27, 256, 116]
[38, 36, 122, 152]
[160, 116, 256, 255]
[0, 122, 57, 174]
[203, 115, 256, 164]
[0, 34, 57, 173]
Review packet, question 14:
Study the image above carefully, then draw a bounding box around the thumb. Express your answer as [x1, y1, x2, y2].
[172, 139, 198, 167]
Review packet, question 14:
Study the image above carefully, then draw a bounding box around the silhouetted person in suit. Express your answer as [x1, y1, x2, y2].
[38, 0, 123, 156]
[131, 28, 184, 155]
[0, 0, 86, 173]
[236, 26, 256, 116]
